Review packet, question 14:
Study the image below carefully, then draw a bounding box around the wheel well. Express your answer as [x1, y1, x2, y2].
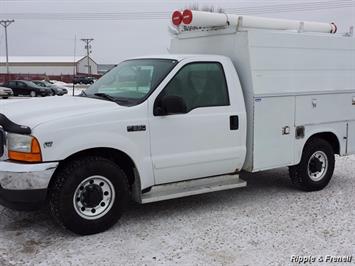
[306, 132, 340, 154]
[56, 148, 137, 187]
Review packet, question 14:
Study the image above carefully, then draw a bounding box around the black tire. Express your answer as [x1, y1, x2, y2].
[289, 138, 335, 191]
[2, 97, 8, 99]
[49, 156, 129, 235]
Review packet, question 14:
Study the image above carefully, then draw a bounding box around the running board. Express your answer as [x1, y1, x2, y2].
[141, 174, 246, 204]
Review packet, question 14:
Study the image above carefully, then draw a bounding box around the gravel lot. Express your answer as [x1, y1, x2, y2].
[0, 155, 354, 265]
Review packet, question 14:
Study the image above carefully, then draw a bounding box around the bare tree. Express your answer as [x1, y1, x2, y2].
[187, 2, 199, 11]
[186, 3, 224, 13]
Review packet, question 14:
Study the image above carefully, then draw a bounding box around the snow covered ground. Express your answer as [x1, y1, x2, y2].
[0, 156, 354, 265]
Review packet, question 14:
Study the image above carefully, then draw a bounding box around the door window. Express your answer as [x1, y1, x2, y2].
[158, 62, 229, 112]
[8, 81, 16, 87]
[17, 82, 26, 88]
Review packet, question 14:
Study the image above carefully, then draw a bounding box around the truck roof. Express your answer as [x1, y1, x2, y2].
[131, 54, 229, 62]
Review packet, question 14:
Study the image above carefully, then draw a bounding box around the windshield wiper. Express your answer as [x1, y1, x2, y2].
[94, 93, 117, 102]
[93, 93, 132, 104]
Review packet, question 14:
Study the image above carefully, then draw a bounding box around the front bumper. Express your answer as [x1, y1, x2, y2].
[0, 161, 58, 210]
[0, 161, 58, 190]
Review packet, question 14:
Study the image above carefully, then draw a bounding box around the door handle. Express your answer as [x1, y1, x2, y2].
[230, 115, 239, 130]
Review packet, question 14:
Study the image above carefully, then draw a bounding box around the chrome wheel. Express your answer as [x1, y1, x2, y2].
[73, 175, 115, 220]
[307, 151, 328, 181]
[30, 91, 36, 97]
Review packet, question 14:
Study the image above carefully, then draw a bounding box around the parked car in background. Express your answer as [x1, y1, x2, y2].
[47, 81, 69, 95]
[0, 86, 13, 99]
[2, 80, 53, 97]
[33, 81, 67, 96]
[49, 80, 69, 87]
[73, 76, 95, 85]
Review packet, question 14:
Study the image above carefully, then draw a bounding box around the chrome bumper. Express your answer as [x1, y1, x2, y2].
[0, 161, 58, 190]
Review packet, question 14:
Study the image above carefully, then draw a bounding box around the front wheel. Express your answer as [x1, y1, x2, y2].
[49, 156, 129, 235]
[289, 138, 335, 191]
[30, 91, 37, 97]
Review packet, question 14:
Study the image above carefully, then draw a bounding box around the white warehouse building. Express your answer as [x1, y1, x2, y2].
[0, 55, 98, 75]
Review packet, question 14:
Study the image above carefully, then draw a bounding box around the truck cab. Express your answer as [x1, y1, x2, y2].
[0, 55, 247, 234]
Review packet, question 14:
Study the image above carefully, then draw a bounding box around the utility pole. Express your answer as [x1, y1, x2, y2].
[73, 34, 77, 96]
[80, 38, 94, 76]
[0, 19, 15, 79]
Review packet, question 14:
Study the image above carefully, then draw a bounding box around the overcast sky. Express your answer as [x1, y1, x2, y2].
[0, 0, 354, 64]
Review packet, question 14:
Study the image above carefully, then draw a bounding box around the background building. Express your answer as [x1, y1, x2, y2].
[0, 55, 98, 83]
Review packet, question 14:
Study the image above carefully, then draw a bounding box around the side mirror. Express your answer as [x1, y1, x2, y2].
[154, 95, 187, 116]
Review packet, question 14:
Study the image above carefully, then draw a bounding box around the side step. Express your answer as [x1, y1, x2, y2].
[141, 174, 246, 204]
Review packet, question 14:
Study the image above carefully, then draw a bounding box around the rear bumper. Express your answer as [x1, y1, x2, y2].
[0, 161, 58, 210]
[0, 92, 13, 97]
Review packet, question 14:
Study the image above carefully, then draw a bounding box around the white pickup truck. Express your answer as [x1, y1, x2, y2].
[0, 11, 354, 235]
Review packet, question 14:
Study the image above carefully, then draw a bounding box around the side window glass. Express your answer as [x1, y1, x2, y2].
[159, 62, 229, 112]
[17, 82, 25, 88]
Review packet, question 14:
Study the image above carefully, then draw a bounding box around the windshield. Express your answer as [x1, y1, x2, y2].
[84, 59, 178, 104]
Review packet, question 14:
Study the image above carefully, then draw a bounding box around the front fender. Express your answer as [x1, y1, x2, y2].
[31, 101, 154, 189]
[40, 130, 154, 189]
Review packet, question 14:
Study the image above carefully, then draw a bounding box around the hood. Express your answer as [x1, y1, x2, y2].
[0, 96, 122, 129]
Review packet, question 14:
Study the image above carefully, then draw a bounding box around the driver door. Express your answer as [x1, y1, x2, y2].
[16, 81, 27, 95]
[148, 60, 245, 184]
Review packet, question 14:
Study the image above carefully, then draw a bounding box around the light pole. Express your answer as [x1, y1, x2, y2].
[0, 19, 15, 79]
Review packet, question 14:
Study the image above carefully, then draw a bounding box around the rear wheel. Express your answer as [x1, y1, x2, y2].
[289, 138, 335, 191]
[30, 91, 37, 97]
[49, 156, 129, 235]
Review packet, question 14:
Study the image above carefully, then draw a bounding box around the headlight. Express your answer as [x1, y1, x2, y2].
[7, 133, 42, 162]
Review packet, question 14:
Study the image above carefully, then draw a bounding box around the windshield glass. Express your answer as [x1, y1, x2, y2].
[85, 59, 178, 104]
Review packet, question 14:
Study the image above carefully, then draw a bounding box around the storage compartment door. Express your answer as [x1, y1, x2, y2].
[253, 96, 295, 170]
